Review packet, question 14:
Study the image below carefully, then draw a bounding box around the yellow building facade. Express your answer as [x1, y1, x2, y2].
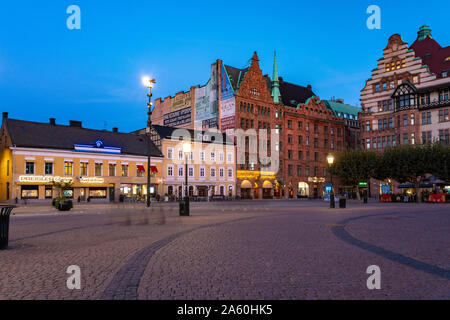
[0, 115, 164, 203]
[149, 125, 236, 199]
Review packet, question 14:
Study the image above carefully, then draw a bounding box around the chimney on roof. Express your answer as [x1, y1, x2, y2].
[336, 98, 344, 103]
[2, 112, 8, 120]
[307, 84, 312, 91]
[49, 118, 56, 125]
[112, 127, 118, 133]
[69, 120, 82, 128]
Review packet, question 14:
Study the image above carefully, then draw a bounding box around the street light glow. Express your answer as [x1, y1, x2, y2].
[327, 154, 335, 165]
[183, 142, 191, 154]
[142, 76, 154, 88]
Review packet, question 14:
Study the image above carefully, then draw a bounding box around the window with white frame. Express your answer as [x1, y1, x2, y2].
[228, 168, 233, 178]
[219, 152, 224, 163]
[227, 152, 233, 163]
[178, 149, 183, 160]
[167, 147, 173, 159]
[219, 167, 224, 178]
[178, 166, 184, 177]
[210, 151, 215, 162]
[210, 167, 216, 178]
[189, 166, 194, 177]
[200, 150, 205, 162]
[200, 167, 205, 178]
[167, 165, 173, 177]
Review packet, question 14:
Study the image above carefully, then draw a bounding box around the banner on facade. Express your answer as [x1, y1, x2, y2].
[164, 107, 192, 126]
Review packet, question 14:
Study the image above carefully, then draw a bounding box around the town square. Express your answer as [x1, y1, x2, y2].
[0, 0, 448, 304]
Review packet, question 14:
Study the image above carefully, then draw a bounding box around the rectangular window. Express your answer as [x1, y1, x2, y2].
[403, 114, 408, 126]
[228, 168, 233, 178]
[314, 124, 319, 134]
[45, 162, 53, 175]
[200, 167, 205, 178]
[64, 162, 73, 175]
[227, 152, 233, 163]
[298, 150, 303, 160]
[314, 138, 318, 148]
[403, 133, 409, 145]
[122, 165, 128, 177]
[80, 162, 88, 176]
[178, 166, 184, 177]
[210, 151, 215, 162]
[167, 148, 173, 159]
[288, 165, 293, 176]
[95, 163, 102, 176]
[298, 122, 303, 130]
[305, 166, 310, 177]
[297, 165, 302, 177]
[210, 168, 216, 178]
[25, 162, 35, 175]
[109, 164, 116, 176]
[167, 165, 173, 177]
[288, 134, 293, 144]
[189, 167, 194, 178]
[288, 120, 292, 129]
[314, 152, 319, 162]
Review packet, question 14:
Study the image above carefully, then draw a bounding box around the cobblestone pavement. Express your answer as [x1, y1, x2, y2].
[0, 201, 448, 300]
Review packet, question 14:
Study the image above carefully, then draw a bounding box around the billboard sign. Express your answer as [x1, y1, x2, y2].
[164, 107, 192, 127]
[195, 63, 219, 124]
[172, 92, 191, 112]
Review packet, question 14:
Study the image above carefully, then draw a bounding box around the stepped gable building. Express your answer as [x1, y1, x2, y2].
[0, 113, 164, 203]
[360, 25, 450, 197]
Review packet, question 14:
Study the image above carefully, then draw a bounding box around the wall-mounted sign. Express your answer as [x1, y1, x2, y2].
[18, 175, 105, 184]
[74, 140, 122, 154]
[308, 177, 326, 183]
[220, 64, 234, 101]
[202, 118, 218, 129]
[359, 182, 368, 187]
[195, 62, 219, 123]
[164, 107, 191, 126]
[220, 97, 235, 131]
[79, 177, 105, 184]
[19, 176, 73, 183]
[172, 92, 191, 112]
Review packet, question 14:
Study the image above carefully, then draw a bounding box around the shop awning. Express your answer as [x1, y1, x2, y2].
[151, 166, 158, 173]
[137, 165, 145, 173]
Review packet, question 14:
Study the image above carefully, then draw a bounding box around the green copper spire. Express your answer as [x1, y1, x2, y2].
[417, 25, 432, 41]
[271, 51, 281, 104]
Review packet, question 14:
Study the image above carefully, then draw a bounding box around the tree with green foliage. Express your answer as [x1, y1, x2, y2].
[329, 149, 380, 202]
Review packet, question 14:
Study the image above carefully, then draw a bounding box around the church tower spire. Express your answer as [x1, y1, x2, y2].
[271, 51, 281, 104]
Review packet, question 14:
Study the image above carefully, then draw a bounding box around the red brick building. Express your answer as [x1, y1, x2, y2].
[151, 51, 348, 199]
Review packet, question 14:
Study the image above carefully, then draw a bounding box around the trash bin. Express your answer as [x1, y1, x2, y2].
[339, 198, 347, 209]
[179, 199, 190, 216]
[0, 205, 16, 250]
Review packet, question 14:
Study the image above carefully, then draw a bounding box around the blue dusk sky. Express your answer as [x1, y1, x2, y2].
[0, 0, 449, 132]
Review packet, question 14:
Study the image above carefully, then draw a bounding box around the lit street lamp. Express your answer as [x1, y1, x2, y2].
[143, 76, 156, 208]
[181, 142, 191, 216]
[327, 154, 335, 209]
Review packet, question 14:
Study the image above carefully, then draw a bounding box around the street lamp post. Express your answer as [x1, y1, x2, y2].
[181, 142, 191, 216]
[327, 154, 335, 209]
[143, 76, 156, 208]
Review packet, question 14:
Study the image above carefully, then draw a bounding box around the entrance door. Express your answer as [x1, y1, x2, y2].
[109, 186, 115, 202]
[241, 188, 251, 199]
[313, 186, 318, 199]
